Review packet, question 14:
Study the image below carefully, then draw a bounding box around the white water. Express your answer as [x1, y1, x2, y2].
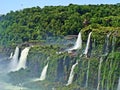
[0, 82, 28, 90]
[33, 62, 49, 82]
[68, 32, 82, 51]
[105, 32, 111, 54]
[39, 62, 49, 81]
[9, 46, 19, 71]
[9, 52, 13, 59]
[85, 59, 91, 88]
[66, 61, 78, 86]
[97, 57, 103, 90]
[15, 47, 30, 71]
[117, 77, 120, 90]
[0, 55, 29, 90]
[83, 32, 92, 56]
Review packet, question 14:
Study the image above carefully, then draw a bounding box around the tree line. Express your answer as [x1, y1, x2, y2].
[0, 4, 120, 46]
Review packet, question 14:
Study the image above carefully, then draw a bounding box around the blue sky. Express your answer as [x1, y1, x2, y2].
[0, 0, 119, 14]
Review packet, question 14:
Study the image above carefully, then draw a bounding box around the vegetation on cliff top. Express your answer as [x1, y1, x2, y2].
[0, 4, 120, 46]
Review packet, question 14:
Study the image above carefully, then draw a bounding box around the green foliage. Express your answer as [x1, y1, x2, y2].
[2, 4, 120, 90]
[0, 4, 120, 46]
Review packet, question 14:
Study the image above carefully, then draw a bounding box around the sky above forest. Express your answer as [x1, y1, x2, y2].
[0, 0, 119, 14]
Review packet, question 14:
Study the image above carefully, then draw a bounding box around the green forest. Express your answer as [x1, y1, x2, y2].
[0, 4, 120, 90]
[0, 4, 120, 46]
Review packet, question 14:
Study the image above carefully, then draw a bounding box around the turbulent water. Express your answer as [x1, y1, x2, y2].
[68, 31, 82, 51]
[15, 47, 30, 71]
[83, 32, 92, 56]
[9, 52, 13, 59]
[0, 54, 29, 90]
[9, 46, 19, 71]
[97, 57, 103, 90]
[39, 62, 49, 81]
[66, 61, 78, 86]
[85, 59, 91, 88]
[0, 31, 119, 90]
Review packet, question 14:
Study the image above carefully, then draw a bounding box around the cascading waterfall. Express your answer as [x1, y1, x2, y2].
[107, 35, 117, 90]
[101, 33, 116, 90]
[97, 57, 103, 90]
[68, 31, 82, 51]
[12, 46, 19, 60]
[83, 32, 92, 57]
[39, 62, 49, 81]
[9, 46, 19, 71]
[103, 32, 111, 55]
[117, 77, 120, 90]
[106, 32, 111, 52]
[112, 35, 116, 53]
[57, 31, 82, 54]
[9, 52, 13, 59]
[33, 58, 49, 82]
[96, 33, 111, 90]
[3, 31, 119, 90]
[15, 47, 30, 71]
[85, 59, 91, 88]
[66, 61, 78, 86]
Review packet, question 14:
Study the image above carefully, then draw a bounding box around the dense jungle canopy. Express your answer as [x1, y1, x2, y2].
[0, 3, 120, 46]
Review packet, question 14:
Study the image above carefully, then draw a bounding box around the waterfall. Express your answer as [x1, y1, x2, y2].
[106, 32, 111, 54]
[66, 61, 78, 86]
[85, 59, 91, 88]
[97, 57, 103, 90]
[9, 52, 13, 59]
[117, 77, 120, 90]
[83, 32, 92, 56]
[32, 58, 49, 82]
[39, 62, 49, 81]
[15, 47, 30, 71]
[9, 46, 19, 71]
[112, 35, 116, 53]
[68, 31, 82, 51]
[103, 32, 111, 55]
